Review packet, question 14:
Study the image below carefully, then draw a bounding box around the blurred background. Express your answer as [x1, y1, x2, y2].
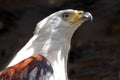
[0, 0, 120, 80]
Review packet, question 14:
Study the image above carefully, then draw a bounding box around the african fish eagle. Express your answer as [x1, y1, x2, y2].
[0, 9, 93, 80]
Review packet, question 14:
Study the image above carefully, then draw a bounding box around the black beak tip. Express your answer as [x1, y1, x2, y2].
[81, 12, 93, 21]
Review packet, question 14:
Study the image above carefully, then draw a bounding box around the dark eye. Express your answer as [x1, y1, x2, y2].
[62, 12, 71, 18]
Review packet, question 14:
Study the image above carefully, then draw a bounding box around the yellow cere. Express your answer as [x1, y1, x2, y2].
[61, 10, 84, 24]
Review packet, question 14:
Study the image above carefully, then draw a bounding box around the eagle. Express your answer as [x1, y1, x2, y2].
[0, 9, 93, 80]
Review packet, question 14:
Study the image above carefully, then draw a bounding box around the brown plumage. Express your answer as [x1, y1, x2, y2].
[0, 54, 53, 80]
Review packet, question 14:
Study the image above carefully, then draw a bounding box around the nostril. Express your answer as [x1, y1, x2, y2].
[79, 13, 82, 15]
[78, 11, 84, 15]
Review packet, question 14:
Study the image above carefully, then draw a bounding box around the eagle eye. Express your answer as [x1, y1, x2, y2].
[61, 12, 72, 19]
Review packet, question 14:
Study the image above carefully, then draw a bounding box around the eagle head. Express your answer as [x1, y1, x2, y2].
[35, 9, 93, 35]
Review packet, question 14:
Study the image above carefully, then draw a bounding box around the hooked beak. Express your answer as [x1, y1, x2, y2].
[81, 12, 93, 21]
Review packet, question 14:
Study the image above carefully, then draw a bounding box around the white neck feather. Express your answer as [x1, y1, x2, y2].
[7, 26, 77, 80]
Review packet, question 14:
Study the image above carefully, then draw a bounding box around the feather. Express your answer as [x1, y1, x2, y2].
[0, 54, 53, 80]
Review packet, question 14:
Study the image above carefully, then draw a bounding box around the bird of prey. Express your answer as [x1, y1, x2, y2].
[0, 9, 93, 80]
